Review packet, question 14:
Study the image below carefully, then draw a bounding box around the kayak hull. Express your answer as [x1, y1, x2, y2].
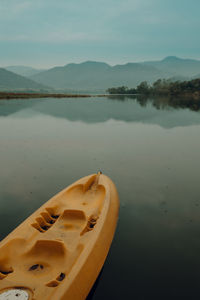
[0, 174, 119, 300]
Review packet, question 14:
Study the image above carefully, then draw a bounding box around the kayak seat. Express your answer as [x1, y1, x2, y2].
[59, 209, 87, 232]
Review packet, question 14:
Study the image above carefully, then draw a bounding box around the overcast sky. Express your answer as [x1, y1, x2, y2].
[0, 0, 200, 68]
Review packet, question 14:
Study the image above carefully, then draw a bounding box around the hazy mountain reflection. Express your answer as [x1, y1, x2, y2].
[0, 96, 199, 128]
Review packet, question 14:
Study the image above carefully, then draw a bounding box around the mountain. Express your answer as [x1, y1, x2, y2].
[193, 73, 200, 79]
[167, 75, 191, 82]
[29, 57, 200, 92]
[0, 68, 49, 91]
[1, 57, 198, 92]
[30, 61, 166, 91]
[143, 56, 200, 77]
[5, 66, 45, 77]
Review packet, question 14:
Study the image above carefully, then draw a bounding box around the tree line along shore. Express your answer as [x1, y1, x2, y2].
[0, 78, 199, 100]
[107, 78, 200, 99]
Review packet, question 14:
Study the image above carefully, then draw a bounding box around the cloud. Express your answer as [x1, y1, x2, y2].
[0, 0, 33, 19]
[0, 31, 110, 43]
[0, 0, 199, 66]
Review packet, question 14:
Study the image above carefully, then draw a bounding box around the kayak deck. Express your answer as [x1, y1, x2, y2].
[0, 173, 119, 300]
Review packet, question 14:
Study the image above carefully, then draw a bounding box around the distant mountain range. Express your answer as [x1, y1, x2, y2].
[30, 61, 166, 91]
[2, 56, 200, 92]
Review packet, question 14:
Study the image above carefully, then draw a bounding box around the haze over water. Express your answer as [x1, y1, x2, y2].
[0, 96, 200, 299]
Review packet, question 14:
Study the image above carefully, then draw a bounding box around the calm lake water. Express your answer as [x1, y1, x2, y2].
[0, 96, 200, 299]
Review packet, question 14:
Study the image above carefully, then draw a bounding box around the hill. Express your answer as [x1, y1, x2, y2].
[30, 61, 166, 92]
[0, 68, 49, 91]
[29, 57, 200, 92]
[193, 73, 200, 79]
[143, 56, 200, 77]
[5, 66, 45, 77]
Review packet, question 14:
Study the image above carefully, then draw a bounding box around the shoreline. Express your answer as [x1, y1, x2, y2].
[0, 92, 109, 99]
[0, 92, 199, 101]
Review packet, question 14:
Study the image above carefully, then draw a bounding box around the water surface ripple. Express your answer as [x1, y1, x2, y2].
[0, 97, 200, 299]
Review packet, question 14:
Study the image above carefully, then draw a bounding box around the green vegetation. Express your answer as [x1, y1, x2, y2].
[107, 78, 200, 98]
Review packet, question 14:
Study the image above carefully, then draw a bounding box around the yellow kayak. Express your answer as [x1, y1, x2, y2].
[0, 173, 119, 300]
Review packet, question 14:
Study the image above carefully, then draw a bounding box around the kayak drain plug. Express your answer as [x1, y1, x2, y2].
[0, 289, 29, 300]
